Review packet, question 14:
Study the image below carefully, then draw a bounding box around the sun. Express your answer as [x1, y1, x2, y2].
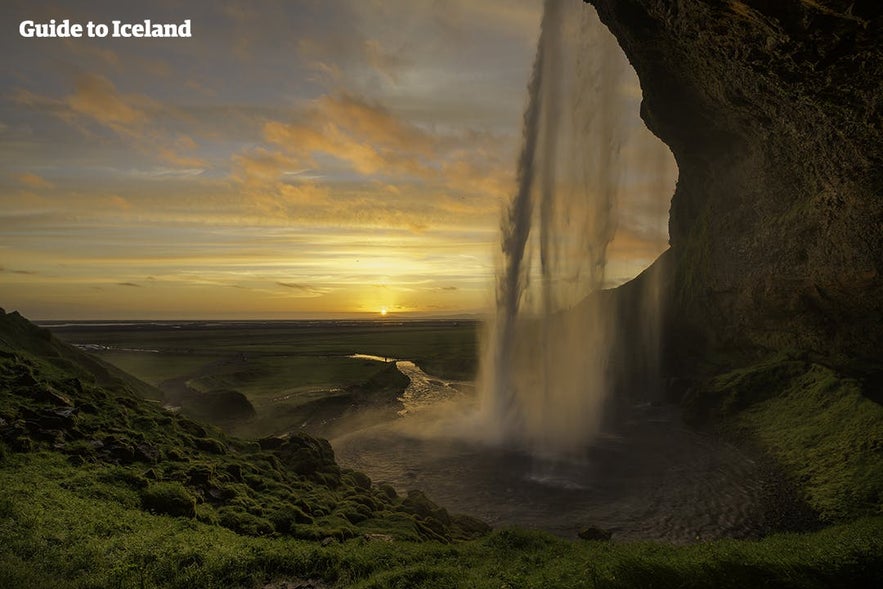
[380, 307, 388, 317]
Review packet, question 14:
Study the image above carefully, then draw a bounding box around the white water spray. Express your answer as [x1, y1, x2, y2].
[480, 0, 676, 456]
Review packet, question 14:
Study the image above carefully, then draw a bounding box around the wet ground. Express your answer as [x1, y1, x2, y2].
[333, 359, 768, 543]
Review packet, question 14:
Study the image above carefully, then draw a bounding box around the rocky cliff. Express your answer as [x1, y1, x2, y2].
[590, 0, 882, 371]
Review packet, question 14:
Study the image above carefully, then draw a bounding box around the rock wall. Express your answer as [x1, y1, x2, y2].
[589, 0, 883, 370]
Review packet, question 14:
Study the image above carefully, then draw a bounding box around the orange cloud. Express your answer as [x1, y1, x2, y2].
[107, 195, 133, 210]
[65, 73, 150, 133]
[14, 74, 204, 169]
[259, 93, 512, 196]
[226, 91, 517, 232]
[15, 173, 54, 190]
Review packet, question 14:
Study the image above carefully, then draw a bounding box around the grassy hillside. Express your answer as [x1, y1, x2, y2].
[2, 309, 883, 588]
[0, 311, 488, 544]
[684, 351, 883, 523]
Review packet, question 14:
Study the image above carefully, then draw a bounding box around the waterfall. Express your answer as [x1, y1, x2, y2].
[480, 0, 675, 456]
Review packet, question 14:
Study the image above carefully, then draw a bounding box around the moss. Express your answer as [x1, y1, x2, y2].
[140, 482, 197, 518]
[192, 437, 226, 455]
[451, 514, 492, 540]
[344, 469, 372, 491]
[269, 505, 314, 534]
[98, 466, 149, 489]
[378, 483, 398, 501]
[683, 353, 808, 423]
[687, 356, 883, 522]
[3, 451, 883, 588]
[195, 503, 220, 525]
[217, 507, 274, 536]
[339, 500, 373, 525]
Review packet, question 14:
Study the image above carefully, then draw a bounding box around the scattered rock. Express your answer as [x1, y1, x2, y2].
[36, 385, 73, 407]
[363, 533, 394, 542]
[20, 406, 78, 432]
[134, 442, 160, 463]
[115, 396, 139, 410]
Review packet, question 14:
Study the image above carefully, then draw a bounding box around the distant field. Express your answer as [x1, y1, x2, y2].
[45, 320, 481, 438]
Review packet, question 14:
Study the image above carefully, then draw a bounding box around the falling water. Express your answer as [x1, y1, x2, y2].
[481, 0, 676, 456]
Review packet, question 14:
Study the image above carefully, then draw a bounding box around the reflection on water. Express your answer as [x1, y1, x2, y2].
[332, 359, 766, 543]
[349, 353, 397, 363]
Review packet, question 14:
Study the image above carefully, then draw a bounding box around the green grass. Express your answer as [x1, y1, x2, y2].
[93, 351, 217, 386]
[737, 365, 883, 521]
[0, 323, 484, 549]
[1, 451, 881, 589]
[186, 356, 384, 400]
[685, 353, 883, 522]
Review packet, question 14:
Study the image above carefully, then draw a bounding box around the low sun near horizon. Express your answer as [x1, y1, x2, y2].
[1, 1, 675, 321]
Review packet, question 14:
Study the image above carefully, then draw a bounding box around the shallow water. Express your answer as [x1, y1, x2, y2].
[332, 361, 766, 543]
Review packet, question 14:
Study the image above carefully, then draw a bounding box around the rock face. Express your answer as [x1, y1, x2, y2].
[589, 0, 882, 370]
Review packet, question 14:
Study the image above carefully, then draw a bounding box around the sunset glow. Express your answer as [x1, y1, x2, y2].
[0, 0, 675, 319]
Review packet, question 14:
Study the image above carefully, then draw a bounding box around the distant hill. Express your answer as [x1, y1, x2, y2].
[0, 309, 165, 403]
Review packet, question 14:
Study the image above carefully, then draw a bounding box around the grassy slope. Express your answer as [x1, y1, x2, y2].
[684, 352, 883, 523]
[0, 312, 488, 543]
[1, 452, 881, 589]
[2, 311, 883, 587]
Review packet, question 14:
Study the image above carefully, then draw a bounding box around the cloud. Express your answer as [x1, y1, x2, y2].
[262, 93, 438, 177]
[107, 195, 133, 211]
[117, 282, 142, 288]
[13, 73, 204, 169]
[237, 92, 513, 230]
[275, 282, 328, 297]
[0, 266, 37, 275]
[61, 40, 120, 68]
[66, 73, 151, 133]
[363, 39, 407, 83]
[15, 173, 54, 190]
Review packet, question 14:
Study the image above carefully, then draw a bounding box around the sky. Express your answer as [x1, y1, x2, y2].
[1, 0, 676, 320]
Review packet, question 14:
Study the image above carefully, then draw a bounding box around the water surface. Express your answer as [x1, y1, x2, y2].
[333, 361, 766, 543]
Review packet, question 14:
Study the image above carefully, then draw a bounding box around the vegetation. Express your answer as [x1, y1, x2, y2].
[684, 351, 883, 522]
[0, 312, 486, 548]
[2, 310, 882, 587]
[1, 450, 881, 588]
